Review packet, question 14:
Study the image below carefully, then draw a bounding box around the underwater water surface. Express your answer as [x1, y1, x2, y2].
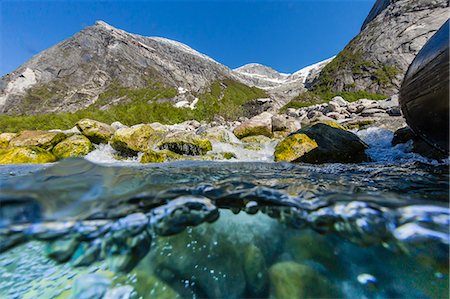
[0, 128, 449, 299]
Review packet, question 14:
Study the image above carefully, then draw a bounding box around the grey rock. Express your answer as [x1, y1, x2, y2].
[70, 274, 111, 299]
[330, 96, 348, 107]
[312, 0, 448, 95]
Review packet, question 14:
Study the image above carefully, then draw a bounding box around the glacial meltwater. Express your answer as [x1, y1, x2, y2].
[0, 129, 448, 299]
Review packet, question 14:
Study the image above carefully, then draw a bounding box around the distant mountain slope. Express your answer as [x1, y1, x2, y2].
[0, 21, 234, 115]
[311, 0, 448, 96]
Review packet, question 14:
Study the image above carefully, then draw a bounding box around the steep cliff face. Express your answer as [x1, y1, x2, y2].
[0, 21, 233, 115]
[311, 0, 449, 96]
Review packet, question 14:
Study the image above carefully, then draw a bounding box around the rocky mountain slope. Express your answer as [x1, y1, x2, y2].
[234, 57, 334, 108]
[0, 21, 334, 116]
[0, 21, 234, 115]
[311, 0, 448, 96]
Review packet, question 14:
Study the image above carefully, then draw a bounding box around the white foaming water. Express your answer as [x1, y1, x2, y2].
[84, 144, 139, 164]
[356, 127, 446, 164]
[211, 140, 277, 162]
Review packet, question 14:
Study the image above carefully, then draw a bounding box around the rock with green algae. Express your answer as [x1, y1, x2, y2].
[111, 124, 164, 156]
[0, 132, 17, 148]
[200, 126, 234, 143]
[274, 134, 318, 162]
[269, 262, 338, 299]
[115, 271, 181, 299]
[76, 119, 115, 144]
[157, 132, 212, 156]
[140, 150, 183, 163]
[233, 112, 273, 139]
[243, 245, 268, 297]
[52, 135, 94, 159]
[149, 226, 246, 299]
[241, 135, 272, 144]
[0, 146, 57, 164]
[9, 130, 66, 150]
[277, 123, 368, 163]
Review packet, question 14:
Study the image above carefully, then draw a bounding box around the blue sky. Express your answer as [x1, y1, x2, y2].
[1, 0, 375, 76]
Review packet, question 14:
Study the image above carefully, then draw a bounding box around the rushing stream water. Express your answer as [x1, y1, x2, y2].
[0, 128, 448, 299]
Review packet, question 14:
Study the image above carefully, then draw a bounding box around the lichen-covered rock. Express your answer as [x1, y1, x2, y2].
[271, 115, 301, 133]
[240, 135, 271, 144]
[76, 119, 115, 144]
[200, 126, 234, 143]
[269, 262, 337, 299]
[233, 112, 273, 139]
[278, 123, 368, 163]
[52, 135, 94, 159]
[157, 132, 212, 156]
[0, 146, 57, 164]
[111, 125, 163, 156]
[9, 130, 66, 150]
[274, 134, 318, 162]
[140, 150, 183, 163]
[0, 133, 17, 148]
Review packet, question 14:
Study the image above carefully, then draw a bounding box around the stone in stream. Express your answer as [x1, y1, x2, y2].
[45, 237, 80, 262]
[70, 273, 111, 299]
[243, 244, 268, 297]
[76, 119, 115, 144]
[110, 124, 164, 156]
[149, 196, 219, 236]
[275, 123, 368, 163]
[269, 262, 338, 299]
[9, 130, 67, 150]
[140, 149, 183, 163]
[0, 132, 17, 148]
[0, 146, 57, 164]
[233, 112, 273, 139]
[52, 135, 94, 159]
[157, 132, 212, 156]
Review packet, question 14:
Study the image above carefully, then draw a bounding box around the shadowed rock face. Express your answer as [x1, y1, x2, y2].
[0, 21, 233, 115]
[312, 0, 448, 95]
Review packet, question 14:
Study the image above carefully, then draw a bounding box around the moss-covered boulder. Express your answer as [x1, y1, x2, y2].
[241, 135, 271, 144]
[52, 135, 94, 159]
[140, 150, 183, 163]
[0, 146, 57, 164]
[157, 132, 212, 156]
[76, 119, 115, 144]
[277, 123, 368, 163]
[269, 262, 337, 299]
[9, 130, 66, 150]
[274, 134, 318, 162]
[233, 112, 273, 139]
[111, 125, 164, 156]
[200, 126, 234, 143]
[0, 133, 17, 149]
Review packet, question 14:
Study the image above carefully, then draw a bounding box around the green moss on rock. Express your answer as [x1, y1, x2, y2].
[0, 133, 17, 149]
[157, 132, 212, 156]
[9, 130, 66, 150]
[0, 146, 57, 164]
[52, 135, 94, 159]
[274, 134, 318, 162]
[76, 119, 115, 144]
[111, 125, 164, 156]
[140, 150, 183, 163]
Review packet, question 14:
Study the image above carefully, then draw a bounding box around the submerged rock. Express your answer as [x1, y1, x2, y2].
[243, 245, 268, 297]
[233, 112, 273, 139]
[9, 130, 66, 150]
[52, 135, 94, 158]
[278, 123, 368, 163]
[0, 132, 17, 148]
[76, 119, 115, 144]
[111, 125, 163, 156]
[0, 146, 57, 164]
[157, 132, 212, 156]
[274, 133, 318, 162]
[269, 262, 337, 299]
[70, 273, 111, 299]
[392, 127, 447, 160]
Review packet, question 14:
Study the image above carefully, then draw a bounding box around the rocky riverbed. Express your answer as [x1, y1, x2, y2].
[0, 96, 446, 165]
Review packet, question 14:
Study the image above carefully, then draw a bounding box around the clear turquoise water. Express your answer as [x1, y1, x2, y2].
[0, 157, 448, 299]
